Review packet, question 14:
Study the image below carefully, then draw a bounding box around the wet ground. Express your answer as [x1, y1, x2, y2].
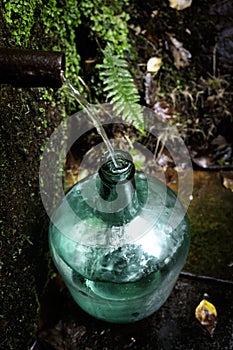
[33, 170, 233, 350]
[35, 277, 233, 350]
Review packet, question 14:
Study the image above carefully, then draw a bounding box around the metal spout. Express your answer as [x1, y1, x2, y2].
[0, 48, 65, 88]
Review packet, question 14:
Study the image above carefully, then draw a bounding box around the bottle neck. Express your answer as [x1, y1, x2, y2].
[97, 150, 139, 223]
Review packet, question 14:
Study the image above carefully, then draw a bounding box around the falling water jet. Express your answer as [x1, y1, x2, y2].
[61, 73, 118, 168]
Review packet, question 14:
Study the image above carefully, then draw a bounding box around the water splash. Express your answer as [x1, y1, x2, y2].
[61, 73, 118, 167]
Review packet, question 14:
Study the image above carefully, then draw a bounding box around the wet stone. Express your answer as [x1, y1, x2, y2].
[184, 171, 233, 281]
[37, 277, 233, 349]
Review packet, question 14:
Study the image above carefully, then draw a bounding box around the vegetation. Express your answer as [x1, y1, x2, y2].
[3, 0, 38, 46]
[2, 0, 232, 145]
[78, 0, 131, 56]
[0, 1, 138, 349]
[97, 43, 144, 133]
[2, 0, 142, 124]
[2, 0, 132, 89]
[1, 0, 233, 349]
[0, 83, 58, 349]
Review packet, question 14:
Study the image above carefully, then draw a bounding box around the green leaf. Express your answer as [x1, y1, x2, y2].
[97, 44, 144, 133]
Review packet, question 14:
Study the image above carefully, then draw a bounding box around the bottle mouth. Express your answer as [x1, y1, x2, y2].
[99, 150, 135, 184]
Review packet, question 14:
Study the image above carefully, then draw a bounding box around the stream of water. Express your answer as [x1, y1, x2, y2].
[61, 74, 118, 167]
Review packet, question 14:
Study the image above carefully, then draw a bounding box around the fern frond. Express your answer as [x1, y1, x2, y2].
[97, 44, 144, 133]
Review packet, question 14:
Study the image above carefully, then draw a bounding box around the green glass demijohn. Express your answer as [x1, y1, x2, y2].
[49, 150, 190, 323]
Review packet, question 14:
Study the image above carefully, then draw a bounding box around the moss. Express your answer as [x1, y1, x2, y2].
[3, 0, 39, 47]
[0, 6, 65, 347]
[0, 81, 63, 349]
[78, 0, 131, 56]
[185, 171, 233, 279]
[0, 1, 136, 348]
[2, 0, 132, 94]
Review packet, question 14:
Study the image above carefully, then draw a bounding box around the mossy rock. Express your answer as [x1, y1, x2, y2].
[0, 6, 64, 348]
[0, 0, 134, 347]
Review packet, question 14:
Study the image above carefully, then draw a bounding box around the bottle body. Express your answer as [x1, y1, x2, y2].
[49, 165, 190, 323]
[50, 239, 188, 323]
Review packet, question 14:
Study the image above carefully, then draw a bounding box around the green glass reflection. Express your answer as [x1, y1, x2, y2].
[49, 150, 190, 323]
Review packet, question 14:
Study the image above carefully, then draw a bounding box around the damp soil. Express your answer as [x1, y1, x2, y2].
[36, 277, 233, 350]
[78, 0, 233, 170]
[130, 0, 233, 170]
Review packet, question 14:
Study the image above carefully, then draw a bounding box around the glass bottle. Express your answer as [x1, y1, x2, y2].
[49, 150, 190, 323]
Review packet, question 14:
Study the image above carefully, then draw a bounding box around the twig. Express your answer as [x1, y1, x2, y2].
[180, 271, 233, 286]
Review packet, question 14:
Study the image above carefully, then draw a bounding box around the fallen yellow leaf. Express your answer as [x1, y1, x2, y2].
[147, 57, 162, 73]
[221, 172, 233, 192]
[169, 0, 192, 10]
[195, 294, 217, 336]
